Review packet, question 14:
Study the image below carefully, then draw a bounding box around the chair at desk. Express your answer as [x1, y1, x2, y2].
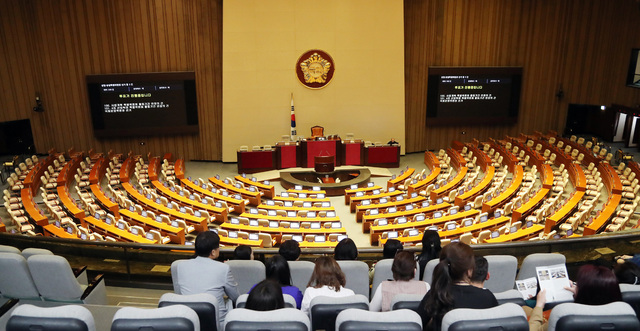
[239, 145, 249, 152]
[252, 145, 261, 151]
[311, 125, 324, 138]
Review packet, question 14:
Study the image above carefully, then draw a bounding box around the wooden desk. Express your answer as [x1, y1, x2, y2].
[355, 195, 427, 222]
[344, 185, 384, 205]
[237, 149, 276, 173]
[238, 212, 340, 224]
[455, 166, 495, 207]
[583, 194, 622, 236]
[409, 152, 440, 195]
[370, 209, 479, 245]
[219, 223, 346, 241]
[122, 182, 207, 232]
[511, 188, 550, 222]
[380, 216, 510, 245]
[174, 159, 185, 180]
[20, 188, 48, 226]
[88, 157, 108, 184]
[119, 157, 136, 183]
[341, 140, 364, 166]
[57, 186, 86, 220]
[362, 202, 452, 231]
[257, 204, 335, 212]
[90, 184, 119, 217]
[180, 178, 246, 214]
[57, 156, 81, 187]
[364, 145, 400, 168]
[120, 209, 185, 244]
[273, 196, 331, 204]
[350, 190, 404, 212]
[234, 175, 275, 198]
[22, 155, 55, 195]
[485, 224, 544, 243]
[483, 166, 523, 213]
[545, 191, 585, 233]
[276, 143, 299, 169]
[84, 216, 156, 243]
[301, 140, 340, 168]
[152, 181, 228, 224]
[430, 167, 468, 202]
[598, 163, 623, 195]
[147, 157, 162, 181]
[209, 176, 262, 206]
[219, 236, 263, 247]
[388, 168, 415, 189]
[43, 224, 78, 239]
[299, 241, 339, 248]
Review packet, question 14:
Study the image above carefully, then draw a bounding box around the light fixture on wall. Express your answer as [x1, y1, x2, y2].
[33, 93, 44, 112]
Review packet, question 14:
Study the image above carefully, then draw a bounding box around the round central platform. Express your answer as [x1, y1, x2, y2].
[279, 168, 372, 196]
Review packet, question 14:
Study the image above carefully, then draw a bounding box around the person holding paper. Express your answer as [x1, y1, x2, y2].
[417, 242, 498, 331]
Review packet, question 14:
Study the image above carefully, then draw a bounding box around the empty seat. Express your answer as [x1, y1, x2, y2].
[225, 308, 310, 331]
[440, 303, 528, 331]
[336, 261, 370, 299]
[390, 293, 425, 314]
[27, 254, 107, 304]
[158, 292, 220, 331]
[335, 308, 422, 331]
[111, 306, 200, 331]
[310, 295, 369, 331]
[484, 255, 518, 293]
[6, 304, 96, 331]
[0, 244, 21, 254]
[288, 260, 315, 291]
[0, 253, 41, 300]
[547, 302, 639, 331]
[225, 260, 266, 295]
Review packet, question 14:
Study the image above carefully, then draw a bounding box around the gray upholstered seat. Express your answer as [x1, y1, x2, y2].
[0, 245, 21, 254]
[371, 259, 420, 295]
[493, 289, 527, 306]
[111, 306, 200, 331]
[0, 253, 41, 300]
[440, 303, 528, 331]
[21, 248, 53, 260]
[288, 261, 315, 291]
[159, 292, 220, 331]
[236, 293, 297, 309]
[27, 254, 107, 304]
[309, 295, 369, 331]
[336, 261, 370, 299]
[547, 302, 640, 331]
[484, 255, 517, 293]
[335, 308, 422, 331]
[516, 253, 566, 280]
[225, 260, 266, 294]
[390, 293, 425, 313]
[6, 304, 95, 331]
[423, 259, 440, 285]
[224, 308, 310, 331]
[620, 283, 640, 319]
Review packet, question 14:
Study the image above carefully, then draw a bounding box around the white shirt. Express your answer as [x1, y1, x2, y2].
[301, 285, 356, 314]
[369, 280, 430, 312]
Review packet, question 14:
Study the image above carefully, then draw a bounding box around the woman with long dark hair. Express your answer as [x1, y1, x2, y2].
[245, 280, 285, 311]
[417, 230, 441, 280]
[249, 255, 303, 308]
[418, 242, 498, 330]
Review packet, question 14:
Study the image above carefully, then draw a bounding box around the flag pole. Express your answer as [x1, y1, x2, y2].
[290, 93, 297, 141]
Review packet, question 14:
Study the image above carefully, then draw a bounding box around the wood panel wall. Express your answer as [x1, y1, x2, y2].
[1, 0, 640, 160]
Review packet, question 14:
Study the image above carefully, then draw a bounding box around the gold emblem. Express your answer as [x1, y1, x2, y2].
[300, 53, 331, 84]
[296, 49, 335, 89]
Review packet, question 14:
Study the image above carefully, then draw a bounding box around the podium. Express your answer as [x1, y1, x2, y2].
[314, 155, 335, 173]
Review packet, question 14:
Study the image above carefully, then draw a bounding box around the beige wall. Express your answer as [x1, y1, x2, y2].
[222, 0, 405, 162]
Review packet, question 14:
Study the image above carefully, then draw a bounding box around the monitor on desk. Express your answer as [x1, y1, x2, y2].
[269, 221, 279, 228]
[308, 211, 317, 218]
[362, 200, 371, 206]
[406, 204, 414, 211]
[66, 227, 73, 234]
[291, 222, 300, 229]
[303, 201, 312, 208]
[370, 209, 379, 215]
[322, 202, 331, 207]
[266, 200, 275, 206]
[387, 231, 399, 239]
[396, 195, 404, 201]
[317, 194, 325, 199]
[433, 211, 443, 218]
[327, 211, 336, 217]
[292, 235, 303, 242]
[281, 192, 289, 197]
[463, 218, 473, 227]
[396, 217, 407, 224]
[437, 198, 443, 204]
[287, 211, 296, 217]
[249, 233, 259, 241]
[388, 207, 398, 213]
[231, 218, 240, 225]
[416, 214, 425, 221]
[350, 184, 358, 190]
[379, 198, 388, 204]
[295, 185, 303, 190]
[368, 183, 374, 187]
[249, 220, 259, 226]
[250, 208, 258, 214]
[337, 234, 348, 241]
[311, 223, 321, 229]
[284, 201, 293, 207]
[332, 222, 341, 229]
[229, 231, 238, 238]
[315, 235, 326, 242]
[268, 210, 277, 216]
[373, 189, 381, 195]
[299, 193, 307, 198]
[408, 229, 419, 237]
[389, 187, 396, 192]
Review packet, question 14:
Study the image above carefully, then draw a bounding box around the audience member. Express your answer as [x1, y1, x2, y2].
[174, 231, 239, 322]
[417, 230, 441, 280]
[387, 138, 399, 146]
[250, 255, 303, 308]
[301, 256, 355, 314]
[279, 240, 301, 261]
[245, 280, 285, 311]
[418, 242, 497, 330]
[383, 239, 404, 259]
[470, 256, 489, 288]
[370, 251, 430, 311]
[529, 264, 623, 330]
[234, 245, 253, 260]
[615, 261, 640, 285]
[334, 238, 358, 260]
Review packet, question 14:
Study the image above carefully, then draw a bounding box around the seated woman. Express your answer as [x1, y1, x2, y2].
[529, 264, 623, 330]
[234, 245, 253, 260]
[301, 256, 355, 314]
[245, 280, 285, 311]
[417, 230, 441, 281]
[418, 242, 498, 331]
[334, 238, 358, 261]
[251, 255, 303, 308]
[370, 251, 430, 311]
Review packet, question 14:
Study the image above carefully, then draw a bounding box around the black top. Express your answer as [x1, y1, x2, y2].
[418, 284, 498, 331]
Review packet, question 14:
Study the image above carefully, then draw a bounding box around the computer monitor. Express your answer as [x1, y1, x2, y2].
[415, 215, 425, 221]
[370, 209, 379, 215]
[337, 234, 348, 241]
[303, 202, 312, 208]
[268, 210, 277, 216]
[269, 221, 279, 228]
[284, 201, 293, 207]
[480, 214, 488, 222]
[463, 219, 473, 227]
[307, 211, 317, 218]
[388, 207, 397, 213]
[249, 233, 259, 241]
[266, 200, 275, 206]
[231, 218, 240, 225]
[377, 219, 388, 226]
[311, 223, 321, 229]
[387, 231, 399, 239]
[491, 231, 500, 238]
[367, 182, 374, 187]
[299, 193, 307, 198]
[362, 200, 371, 206]
[447, 223, 456, 230]
[327, 211, 336, 217]
[287, 211, 296, 217]
[290, 222, 300, 229]
[408, 229, 419, 237]
[350, 184, 358, 189]
[433, 211, 442, 218]
[250, 208, 258, 214]
[411, 192, 418, 198]
[295, 185, 303, 190]
[373, 189, 381, 195]
[322, 202, 331, 207]
[379, 198, 388, 204]
[405, 205, 414, 211]
[312, 186, 320, 191]
[229, 231, 238, 238]
[396, 217, 407, 224]
[317, 194, 326, 199]
[249, 220, 259, 226]
[332, 222, 341, 228]
[281, 192, 289, 197]
[292, 235, 303, 242]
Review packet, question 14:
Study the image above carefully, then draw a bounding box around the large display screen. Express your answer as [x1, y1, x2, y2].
[426, 67, 522, 126]
[87, 72, 198, 138]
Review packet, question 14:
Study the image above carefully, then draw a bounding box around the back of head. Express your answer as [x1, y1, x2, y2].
[308, 256, 345, 291]
[615, 262, 640, 285]
[334, 238, 358, 260]
[266, 255, 292, 286]
[279, 240, 301, 261]
[575, 264, 622, 305]
[392, 251, 416, 281]
[471, 256, 489, 285]
[234, 245, 253, 260]
[383, 239, 404, 259]
[423, 242, 475, 328]
[246, 280, 285, 311]
[195, 231, 220, 257]
[419, 230, 441, 262]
